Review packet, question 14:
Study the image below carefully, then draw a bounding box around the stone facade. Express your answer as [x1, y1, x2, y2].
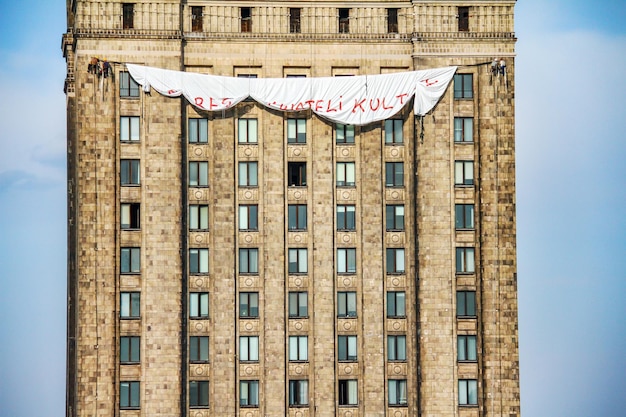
[63, 1, 519, 416]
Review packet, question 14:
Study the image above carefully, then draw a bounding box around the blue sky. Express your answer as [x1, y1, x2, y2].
[0, 1, 624, 416]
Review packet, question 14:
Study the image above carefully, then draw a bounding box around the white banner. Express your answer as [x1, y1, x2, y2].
[127, 64, 456, 126]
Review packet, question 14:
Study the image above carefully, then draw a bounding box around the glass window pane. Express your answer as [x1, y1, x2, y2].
[464, 118, 473, 142]
[468, 380, 477, 404]
[394, 121, 403, 143]
[468, 336, 477, 361]
[130, 117, 140, 141]
[459, 381, 468, 405]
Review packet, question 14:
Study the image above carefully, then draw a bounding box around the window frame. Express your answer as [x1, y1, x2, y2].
[122, 3, 134, 29]
[458, 379, 478, 406]
[120, 292, 140, 319]
[387, 8, 399, 33]
[338, 335, 358, 362]
[121, 159, 140, 186]
[385, 119, 404, 144]
[288, 162, 307, 186]
[338, 379, 358, 406]
[337, 205, 356, 231]
[240, 7, 252, 32]
[288, 204, 307, 231]
[457, 291, 477, 317]
[239, 248, 259, 274]
[288, 335, 308, 362]
[238, 162, 258, 187]
[121, 202, 141, 230]
[388, 379, 408, 406]
[387, 335, 407, 361]
[191, 6, 203, 32]
[386, 248, 405, 274]
[454, 74, 473, 99]
[190, 336, 209, 363]
[337, 248, 357, 274]
[239, 292, 259, 318]
[385, 205, 405, 231]
[288, 248, 308, 274]
[455, 160, 474, 186]
[189, 248, 209, 274]
[386, 291, 406, 318]
[238, 118, 258, 144]
[188, 118, 208, 143]
[456, 247, 476, 274]
[238, 204, 258, 231]
[120, 116, 140, 142]
[455, 204, 475, 230]
[289, 8, 301, 33]
[121, 247, 140, 274]
[287, 118, 307, 144]
[120, 336, 140, 363]
[458, 6, 470, 32]
[336, 162, 356, 187]
[189, 204, 209, 231]
[189, 380, 209, 408]
[337, 291, 357, 318]
[385, 162, 404, 187]
[120, 71, 139, 98]
[289, 379, 309, 406]
[336, 123, 355, 144]
[458, 335, 478, 362]
[120, 381, 140, 409]
[189, 161, 209, 187]
[239, 336, 259, 362]
[289, 291, 308, 318]
[338, 8, 350, 34]
[189, 292, 209, 319]
[454, 117, 474, 143]
[240, 380, 259, 407]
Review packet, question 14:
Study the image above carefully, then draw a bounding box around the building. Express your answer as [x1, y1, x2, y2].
[62, 1, 520, 416]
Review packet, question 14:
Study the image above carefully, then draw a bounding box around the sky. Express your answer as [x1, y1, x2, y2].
[0, 1, 624, 416]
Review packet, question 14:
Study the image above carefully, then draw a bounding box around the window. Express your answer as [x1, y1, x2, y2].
[239, 248, 259, 274]
[289, 380, 308, 406]
[458, 6, 470, 32]
[189, 205, 209, 231]
[188, 118, 208, 143]
[120, 72, 139, 98]
[458, 379, 478, 405]
[337, 292, 357, 317]
[121, 159, 140, 185]
[386, 205, 404, 231]
[121, 247, 140, 274]
[121, 203, 140, 230]
[239, 205, 258, 231]
[454, 117, 474, 142]
[336, 123, 355, 144]
[289, 292, 308, 317]
[240, 380, 259, 407]
[190, 292, 209, 319]
[190, 248, 209, 274]
[288, 248, 307, 274]
[385, 119, 403, 144]
[458, 335, 477, 362]
[387, 292, 406, 318]
[385, 162, 404, 187]
[336, 162, 355, 186]
[120, 116, 139, 141]
[456, 247, 475, 273]
[338, 335, 357, 361]
[387, 335, 406, 361]
[120, 381, 139, 409]
[388, 379, 407, 406]
[337, 248, 356, 274]
[457, 291, 477, 317]
[240, 292, 259, 318]
[387, 8, 398, 33]
[120, 336, 140, 363]
[289, 8, 301, 33]
[238, 118, 258, 143]
[190, 336, 209, 362]
[288, 162, 306, 186]
[338, 8, 350, 33]
[120, 292, 140, 318]
[191, 6, 203, 32]
[288, 204, 307, 230]
[287, 119, 306, 144]
[289, 336, 308, 361]
[386, 248, 405, 274]
[241, 7, 251, 32]
[453, 74, 473, 99]
[238, 162, 258, 186]
[239, 336, 259, 362]
[338, 380, 358, 406]
[455, 204, 475, 230]
[189, 381, 209, 407]
[189, 161, 208, 187]
[122, 3, 134, 29]
[455, 161, 474, 186]
[337, 205, 356, 231]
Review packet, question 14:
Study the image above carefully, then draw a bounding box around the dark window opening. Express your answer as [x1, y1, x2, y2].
[458, 6, 469, 32]
[241, 7, 252, 32]
[290, 8, 301, 33]
[387, 8, 398, 33]
[191, 6, 203, 32]
[339, 9, 350, 33]
[122, 3, 134, 29]
[121, 203, 140, 230]
[288, 162, 307, 186]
